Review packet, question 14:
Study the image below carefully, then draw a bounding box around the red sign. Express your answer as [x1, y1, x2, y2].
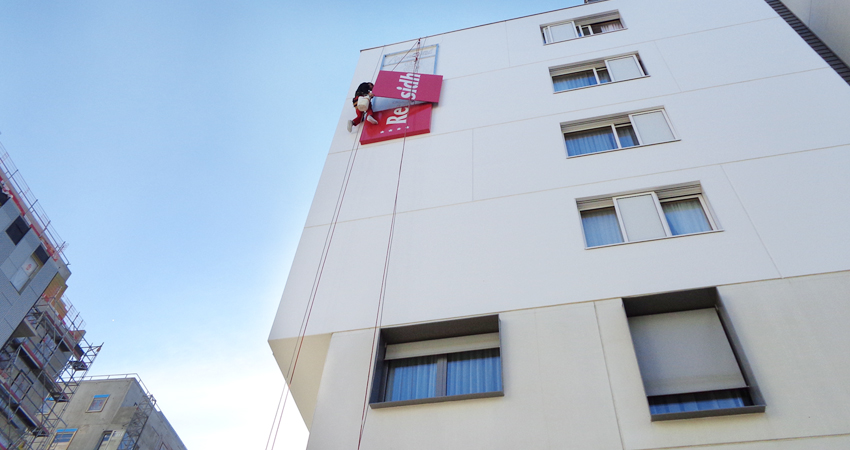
[360, 103, 433, 145]
[372, 71, 443, 104]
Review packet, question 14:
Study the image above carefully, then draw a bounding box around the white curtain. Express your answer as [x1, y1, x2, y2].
[385, 355, 438, 401]
[446, 349, 502, 396]
[581, 208, 624, 247]
[649, 389, 749, 415]
[600, 20, 624, 33]
[662, 199, 711, 235]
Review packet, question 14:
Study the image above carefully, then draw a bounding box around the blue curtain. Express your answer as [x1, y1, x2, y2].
[597, 68, 611, 83]
[553, 70, 597, 92]
[447, 349, 502, 396]
[649, 389, 749, 415]
[385, 355, 438, 401]
[662, 199, 711, 235]
[565, 127, 617, 156]
[616, 125, 638, 148]
[581, 208, 624, 247]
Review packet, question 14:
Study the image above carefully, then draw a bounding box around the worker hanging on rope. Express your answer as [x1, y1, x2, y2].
[347, 82, 379, 132]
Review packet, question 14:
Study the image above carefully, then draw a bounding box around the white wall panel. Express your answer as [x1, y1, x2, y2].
[307, 306, 622, 450]
[721, 146, 850, 278]
[654, 18, 827, 91]
[396, 130, 474, 213]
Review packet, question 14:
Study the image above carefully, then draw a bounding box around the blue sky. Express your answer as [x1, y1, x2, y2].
[0, 1, 579, 448]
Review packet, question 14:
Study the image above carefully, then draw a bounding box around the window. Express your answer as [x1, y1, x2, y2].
[578, 183, 718, 248]
[623, 287, 765, 421]
[5, 216, 29, 245]
[542, 12, 624, 44]
[52, 428, 77, 449]
[10, 246, 48, 292]
[370, 315, 503, 408]
[381, 45, 438, 74]
[96, 431, 114, 450]
[562, 109, 676, 157]
[88, 394, 109, 412]
[551, 54, 646, 92]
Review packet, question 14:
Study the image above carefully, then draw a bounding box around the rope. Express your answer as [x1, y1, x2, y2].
[356, 37, 423, 450]
[265, 47, 386, 450]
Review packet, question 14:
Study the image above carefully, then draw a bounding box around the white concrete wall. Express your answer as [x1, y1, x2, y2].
[781, 0, 850, 66]
[269, 0, 850, 442]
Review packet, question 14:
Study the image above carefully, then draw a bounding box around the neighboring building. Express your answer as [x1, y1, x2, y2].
[778, 0, 850, 66]
[47, 375, 186, 450]
[0, 147, 100, 450]
[269, 0, 850, 449]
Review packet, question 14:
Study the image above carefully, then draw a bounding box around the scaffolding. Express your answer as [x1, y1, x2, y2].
[0, 294, 100, 450]
[0, 144, 68, 265]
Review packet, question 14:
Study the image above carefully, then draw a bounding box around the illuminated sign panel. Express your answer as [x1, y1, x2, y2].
[360, 69, 442, 145]
[372, 71, 443, 103]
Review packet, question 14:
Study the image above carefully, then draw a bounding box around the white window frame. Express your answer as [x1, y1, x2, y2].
[562, 109, 677, 158]
[381, 44, 438, 74]
[541, 12, 625, 44]
[551, 54, 646, 93]
[578, 184, 720, 248]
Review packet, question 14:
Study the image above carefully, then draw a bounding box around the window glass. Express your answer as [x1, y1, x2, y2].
[88, 395, 109, 412]
[607, 56, 643, 82]
[553, 70, 598, 91]
[11, 255, 39, 291]
[581, 208, 624, 247]
[596, 67, 611, 83]
[548, 22, 577, 42]
[616, 194, 667, 241]
[385, 355, 438, 402]
[95, 431, 114, 450]
[591, 19, 624, 34]
[649, 389, 752, 415]
[616, 125, 638, 148]
[446, 348, 502, 396]
[632, 111, 675, 145]
[5, 217, 29, 245]
[382, 45, 437, 74]
[565, 126, 618, 156]
[662, 199, 712, 235]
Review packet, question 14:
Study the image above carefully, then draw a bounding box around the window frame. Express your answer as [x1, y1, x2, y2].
[96, 431, 114, 450]
[562, 109, 677, 158]
[551, 54, 646, 93]
[51, 428, 77, 447]
[381, 44, 438, 75]
[578, 183, 721, 249]
[541, 11, 625, 44]
[622, 287, 766, 421]
[87, 394, 109, 412]
[369, 315, 504, 409]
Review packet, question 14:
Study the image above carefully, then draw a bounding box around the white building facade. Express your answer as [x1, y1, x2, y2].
[269, 0, 850, 448]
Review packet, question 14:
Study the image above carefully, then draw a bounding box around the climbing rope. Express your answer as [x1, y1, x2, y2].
[356, 37, 424, 450]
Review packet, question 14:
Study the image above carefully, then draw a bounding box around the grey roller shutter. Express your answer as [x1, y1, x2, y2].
[628, 309, 747, 396]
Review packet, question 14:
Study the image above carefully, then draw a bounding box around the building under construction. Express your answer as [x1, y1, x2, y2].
[0, 146, 100, 450]
[44, 375, 187, 450]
